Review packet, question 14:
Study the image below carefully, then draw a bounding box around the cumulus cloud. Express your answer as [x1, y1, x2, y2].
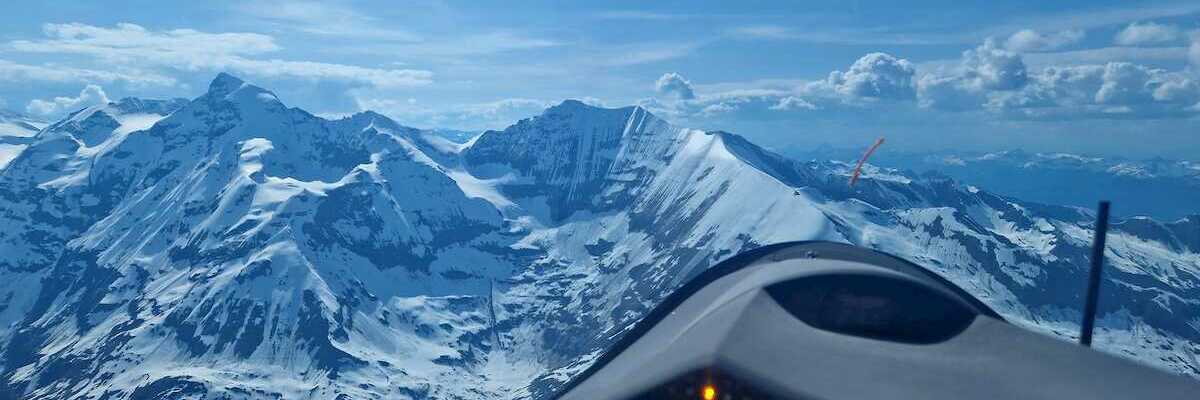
[1152, 74, 1200, 104]
[655, 72, 696, 100]
[8, 23, 433, 88]
[985, 62, 1200, 119]
[910, 35, 1200, 119]
[1004, 29, 1084, 52]
[1115, 22, 1182, 46]
[961, 39, 1028, 91]
[917, 74, 986, 110]
[823, 52, 916, 100]
[1095, 63, 1155, 104]
[26, 84, 111, 116]
[914, 40, 1028, 110]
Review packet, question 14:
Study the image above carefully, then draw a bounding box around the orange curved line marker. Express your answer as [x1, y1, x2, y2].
[849, 136, 885, 187]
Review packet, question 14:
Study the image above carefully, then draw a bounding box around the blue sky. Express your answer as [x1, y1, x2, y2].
[1, 1, 1198, 157]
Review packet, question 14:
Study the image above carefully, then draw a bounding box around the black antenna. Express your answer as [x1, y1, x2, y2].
[1079, 201, 1110, 347]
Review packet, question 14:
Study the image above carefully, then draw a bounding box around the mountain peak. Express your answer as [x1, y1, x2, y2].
[554, 99, 589, 108]
[208, 72, 247, 97]
[541, 99, 654, 125]
[542, 99, 595, 116]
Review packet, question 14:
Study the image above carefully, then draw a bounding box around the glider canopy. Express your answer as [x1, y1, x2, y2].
[555, 241, 1199, 400]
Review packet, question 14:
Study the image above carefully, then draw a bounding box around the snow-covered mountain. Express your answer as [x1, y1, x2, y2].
[785, 146, 1200, 220]
[0, 75, 1196, 399]
[423, 128, 479, 144]
[0, 110, 48, 170]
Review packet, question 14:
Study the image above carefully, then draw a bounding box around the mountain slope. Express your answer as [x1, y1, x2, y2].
[465, 105, 1200, 398]
[0, 75, 1196, 399]
[0, 75, 517, 399]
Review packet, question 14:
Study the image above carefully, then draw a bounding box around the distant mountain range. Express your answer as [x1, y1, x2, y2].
[785, 146, 1200, 220]
[0, 74, 1196, 399]
[0, 110, 47, 169]
[423, 128, 480, 144]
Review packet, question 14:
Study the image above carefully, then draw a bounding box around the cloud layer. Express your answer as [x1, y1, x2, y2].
[7, 23, 433, 88]
[1005, 29, 1084, 52]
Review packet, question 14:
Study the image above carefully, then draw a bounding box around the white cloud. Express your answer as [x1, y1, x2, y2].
[1004, 29, 1084, 52]
[636, 85, 809, 122]
[459, 98, 552, 119]
[573, 97, 609, 107]
[909, 36, 1198, 119]
[26, 85, 110, 116]
[655, 72, 696, 100]
[822, 53, 917, 100]
[649, 36, 1199, 122]
[917, 74, 987, 110]
[235, 0, 422, 41]
[700, 102, 737, 116]
[8, 23, 433, 88]
[219, 59, 432, 87]
[0, 59, 176, 86]
[354, 92, 551, 130]
[1115, 22, 1182, 46]
[1095, 62, 1155, 104]
[913, 39, 1030, 110]
[961, 39, 1028, 90]
[984, 62, 1200, 119]
[238, 1, 560, 60]
[1152, 75, 1200, 104]
[731, 25, 795, 40]
[769, 96, 817, 111]
[10, 23, 280, 62]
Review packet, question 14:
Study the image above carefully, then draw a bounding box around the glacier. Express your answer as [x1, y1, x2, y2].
[0, 74, 1196, 399]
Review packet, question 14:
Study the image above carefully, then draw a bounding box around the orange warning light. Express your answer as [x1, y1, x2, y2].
[701, 384, 716, 400]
